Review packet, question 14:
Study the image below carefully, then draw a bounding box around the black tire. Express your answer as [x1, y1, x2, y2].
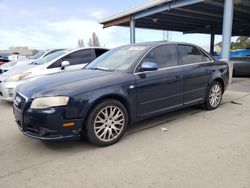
[86, 99, 128, 147]
[204, 81, 223, 110]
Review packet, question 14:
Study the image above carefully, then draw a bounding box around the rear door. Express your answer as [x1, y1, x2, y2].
[135, 44, 184, 118]
[178, 45, 212, 106]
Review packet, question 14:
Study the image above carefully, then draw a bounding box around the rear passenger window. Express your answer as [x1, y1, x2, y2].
[179, 45, 203, 65]
[142, 45, 178, 69]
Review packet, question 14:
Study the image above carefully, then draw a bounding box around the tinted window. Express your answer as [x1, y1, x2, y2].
[64, 49, 93, 65]
[48, 50, 92, 68]
[142, 45, 178, 69]
[179, 45, 203, 65]
[95, 49, 108, 58]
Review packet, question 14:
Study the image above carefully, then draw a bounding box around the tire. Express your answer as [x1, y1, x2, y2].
[86, 99, 128, 147]
[204, 81, 223, 110]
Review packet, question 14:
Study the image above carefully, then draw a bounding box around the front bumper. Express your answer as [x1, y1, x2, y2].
[0, 81, 20, 102]
[13, 94, 84, 141]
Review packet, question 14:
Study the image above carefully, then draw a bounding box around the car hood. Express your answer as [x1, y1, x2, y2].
[2, 63, 37, 76]
[18, 69, 133, 99]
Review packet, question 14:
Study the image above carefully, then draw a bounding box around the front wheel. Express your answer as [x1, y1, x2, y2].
[204, 81, 223, 110]
[86, 99, 128, 146]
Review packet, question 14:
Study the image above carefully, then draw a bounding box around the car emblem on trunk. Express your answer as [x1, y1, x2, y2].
[14, 96, 21, 106]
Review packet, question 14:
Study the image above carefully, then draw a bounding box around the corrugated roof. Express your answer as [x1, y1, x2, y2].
[99, 0, 250, 36]
[99, 0, 173, 24]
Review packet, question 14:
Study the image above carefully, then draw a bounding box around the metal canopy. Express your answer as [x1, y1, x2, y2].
[99, 0, 250, 36]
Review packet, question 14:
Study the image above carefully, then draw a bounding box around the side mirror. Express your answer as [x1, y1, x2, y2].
[61, 61, 70, 69]
[140, 62, 158, 72]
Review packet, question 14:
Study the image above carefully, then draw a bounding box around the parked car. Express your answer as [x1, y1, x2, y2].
[0, 47, 108, 101]
[230, 49, 250, 58]
[0, 49, 65, 74]
[231, 57, 250, 77]
[13, 42, 229, 146]
[0, 56, 10, 65]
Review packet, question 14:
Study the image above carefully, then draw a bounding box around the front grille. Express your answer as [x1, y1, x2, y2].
[15, 93, 27, 111]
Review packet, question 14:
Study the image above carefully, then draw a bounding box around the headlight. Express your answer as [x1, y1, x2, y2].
[30, 96, 69, 109]
[4, 72, 31, 82]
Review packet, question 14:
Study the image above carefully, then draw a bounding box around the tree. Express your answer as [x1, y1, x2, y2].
[88, 32, 100, 47]
[216, 36, 250, 50]
[88, 38, 93, 47]
[231, 36, 250, 50]
[77, 39, 85, 47]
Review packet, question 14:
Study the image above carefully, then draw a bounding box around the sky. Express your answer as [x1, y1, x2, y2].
[0, 0, 230, 50]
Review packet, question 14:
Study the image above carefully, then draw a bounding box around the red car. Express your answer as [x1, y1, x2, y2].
[0, 56, 9, 65]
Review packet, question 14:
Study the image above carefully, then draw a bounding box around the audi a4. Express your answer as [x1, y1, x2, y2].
[13, 42, 229, 146]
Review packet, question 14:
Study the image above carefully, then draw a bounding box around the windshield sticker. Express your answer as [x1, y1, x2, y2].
[128, 47, 146, 51]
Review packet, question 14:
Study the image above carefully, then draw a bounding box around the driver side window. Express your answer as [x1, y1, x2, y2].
[48, 49, 93, 69]
[48, 58, 63, 68]
[141, 45, 178, 69]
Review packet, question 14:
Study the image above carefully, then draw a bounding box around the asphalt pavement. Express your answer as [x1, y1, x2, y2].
[0, 78, 249, 188]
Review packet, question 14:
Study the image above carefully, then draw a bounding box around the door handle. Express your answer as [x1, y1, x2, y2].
[176, 75, 183, 80]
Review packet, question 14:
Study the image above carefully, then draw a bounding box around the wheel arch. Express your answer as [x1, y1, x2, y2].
[211, 77, 225, 93]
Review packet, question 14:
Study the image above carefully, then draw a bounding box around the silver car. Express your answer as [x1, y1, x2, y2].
[0, 49, 64, 74]
[0, 47, 108, 101]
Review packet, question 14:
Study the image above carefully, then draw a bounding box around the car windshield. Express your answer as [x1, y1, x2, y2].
[29, 50, 48, 59]
[32, 50, 68, 65]
[86, 46, 149, 71]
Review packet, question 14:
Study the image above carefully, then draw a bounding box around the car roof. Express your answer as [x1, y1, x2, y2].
[119, 41, 203, 49]
[70, 47, 109, 52]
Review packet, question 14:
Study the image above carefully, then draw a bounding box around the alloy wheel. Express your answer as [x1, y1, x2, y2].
[209, 84, 222, 108]
[94, 106, 125, 142]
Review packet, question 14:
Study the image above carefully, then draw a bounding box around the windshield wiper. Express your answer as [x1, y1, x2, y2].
[87, 67, 115, 72]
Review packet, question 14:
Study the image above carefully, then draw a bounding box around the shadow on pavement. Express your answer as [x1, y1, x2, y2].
[37, 105, 202, 151]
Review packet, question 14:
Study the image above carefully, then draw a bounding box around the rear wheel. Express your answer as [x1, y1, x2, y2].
[204, 81, 223, 110]
[86, 99, 128, 146]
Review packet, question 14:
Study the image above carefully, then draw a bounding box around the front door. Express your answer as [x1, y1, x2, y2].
[135, 44, 184, 118]
[47, 49, 94, 73]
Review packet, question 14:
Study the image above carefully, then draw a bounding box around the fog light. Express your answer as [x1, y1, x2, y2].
[63, 123, 75, 127]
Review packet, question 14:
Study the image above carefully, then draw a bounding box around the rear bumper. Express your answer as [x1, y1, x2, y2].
[13, 101, 84, 141]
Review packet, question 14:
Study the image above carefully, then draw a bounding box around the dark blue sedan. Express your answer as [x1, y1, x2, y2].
[13, 42, 229, 146]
